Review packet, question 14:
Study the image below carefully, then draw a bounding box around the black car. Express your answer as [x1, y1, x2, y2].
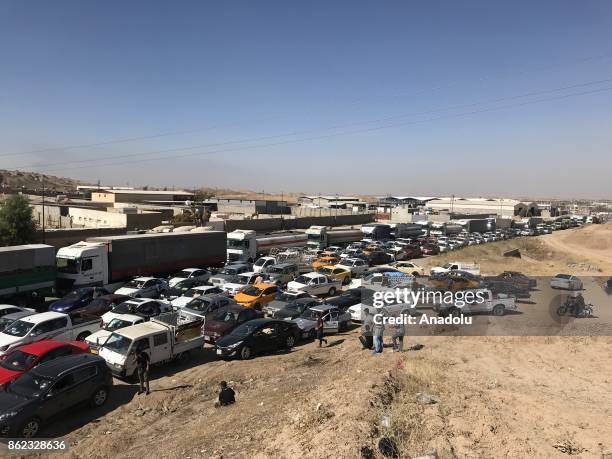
[0, 354, 112, 438]
[48, 287, 110, 314]
[366, 251, 393, 266]
[71, 294, 131, 317]
[273, 298, 322, 320]
[325, 288, 367, 311]
[215, 319, 300, 360]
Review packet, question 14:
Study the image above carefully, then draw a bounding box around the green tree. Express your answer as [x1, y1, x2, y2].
[0, 194, 36, 246]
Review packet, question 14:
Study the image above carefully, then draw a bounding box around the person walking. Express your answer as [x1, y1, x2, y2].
[135, 347, 150, 395]
[315, 311, 328, 347]
[392, 321, 405, 352]
[359, 308, 374, 350]
[372, 312, 385, 355]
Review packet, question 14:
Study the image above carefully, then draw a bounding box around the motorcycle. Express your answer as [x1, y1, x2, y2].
[557, 301, 594, 318]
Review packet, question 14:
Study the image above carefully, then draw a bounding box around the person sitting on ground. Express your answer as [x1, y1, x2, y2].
[571, 292, 585, 316]
[216, 381, 235, 407]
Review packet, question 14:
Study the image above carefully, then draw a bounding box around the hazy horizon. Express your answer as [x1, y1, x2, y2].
[1, 1, 611, 199]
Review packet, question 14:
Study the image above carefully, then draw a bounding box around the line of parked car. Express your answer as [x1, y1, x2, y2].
[0, 221, 590, 438]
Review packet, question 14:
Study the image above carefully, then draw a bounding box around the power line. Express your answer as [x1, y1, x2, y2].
[1, 51, 610, 159]
[37, 84, 612, 174]
[12, 75, 612, 171]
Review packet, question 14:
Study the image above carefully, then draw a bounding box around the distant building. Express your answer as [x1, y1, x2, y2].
[298, 195, 367, 210]
[425, 197, 539, 217]
[91, 189, 194, 204]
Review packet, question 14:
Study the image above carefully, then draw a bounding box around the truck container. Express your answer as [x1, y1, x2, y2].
[305, 226, 363, 249]
[392, 223, 424, 239]
[361, 224, 391, 241]
[464, 219, 495, 233]
[55, 231, 226, 292]
[0, 244, 56, 305]
[226, 230, 307, 262]
[443, 224, 464, 236]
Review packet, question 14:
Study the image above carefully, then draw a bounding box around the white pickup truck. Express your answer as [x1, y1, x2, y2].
[430, 262, 480, 276]
[85, 313, 146, 354]
[287, 272, 342, 296]
[99, 312, 205, 378]
[433, 289, 517, 317]
[0, 311, 102, 357]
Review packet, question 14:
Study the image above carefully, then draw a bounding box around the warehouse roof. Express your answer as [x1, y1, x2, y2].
[95, 189, 193, 195]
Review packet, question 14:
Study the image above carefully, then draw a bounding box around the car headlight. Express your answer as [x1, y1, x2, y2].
[226, 341, 243, 349]
[0, 411, 18, 421]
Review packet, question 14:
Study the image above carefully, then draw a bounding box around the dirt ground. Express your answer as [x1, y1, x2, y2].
[23, 224, 612, 459]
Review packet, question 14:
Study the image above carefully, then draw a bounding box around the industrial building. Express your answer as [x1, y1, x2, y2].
[298, 195, 368, 210]
[91, 189, 194, 204]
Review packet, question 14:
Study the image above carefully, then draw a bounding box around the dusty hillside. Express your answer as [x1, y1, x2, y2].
[12, 224, 609, 459]
[0, 169, 86, 193]
[419, 223, 612, 276]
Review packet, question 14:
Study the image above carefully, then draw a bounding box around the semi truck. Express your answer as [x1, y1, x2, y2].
[464, 218, 495, 234]
[392, 223, 424, 239]
[55, 231, 226, 292]
[305, 226, 363, 249]
[0, 244, 56, 305]
[226, 230, 307, 262]
[361, 224, 391, 241]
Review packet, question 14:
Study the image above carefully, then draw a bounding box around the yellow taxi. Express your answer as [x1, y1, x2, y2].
[234, 283, 279, 310]
[311, 255, 340, 270]
[317, 265, 352, 285]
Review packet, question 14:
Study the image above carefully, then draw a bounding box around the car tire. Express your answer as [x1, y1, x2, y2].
[240, 345, 252, 360]
[492, 305, 505, 316]
[412, 271, 420, 277]
[342, 277, 350, 285]
[339, 321, 348, 332]
[91, 386, 109, 407]
[328, 287, 337, 296]
[285, 335, 296, 349]
[308, 329, 316, 340]
[176, 351, 191, 364]
[448, 306, 461, 317]
[19, 417, 41, 438]
[76, 331, 90, 341]
[253, 303, 261, 310]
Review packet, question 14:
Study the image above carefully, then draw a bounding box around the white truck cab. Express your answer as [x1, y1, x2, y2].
[226, 230, 258, 262]
[56, 242, 112, 290]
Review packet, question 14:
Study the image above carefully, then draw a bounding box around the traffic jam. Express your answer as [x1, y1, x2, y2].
[0, 218, 596, 438]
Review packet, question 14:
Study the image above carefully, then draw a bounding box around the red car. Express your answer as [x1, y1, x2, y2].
[403, 244, 423, 259]
[421, 243, 440, 255]
[0, 339, 89, 389]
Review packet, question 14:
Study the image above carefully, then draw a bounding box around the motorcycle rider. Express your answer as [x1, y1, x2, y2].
[569, 292, 586, 317]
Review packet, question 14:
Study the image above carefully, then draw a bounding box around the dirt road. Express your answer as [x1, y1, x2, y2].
[10, 224, 610, 459]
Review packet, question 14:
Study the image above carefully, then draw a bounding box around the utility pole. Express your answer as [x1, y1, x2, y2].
[40, 174, 46, 243]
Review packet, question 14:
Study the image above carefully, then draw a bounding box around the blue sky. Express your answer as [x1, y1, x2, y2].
[0, 1, 611, 198]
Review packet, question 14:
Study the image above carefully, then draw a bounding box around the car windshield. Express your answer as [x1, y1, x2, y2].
[254, 258, 267, 267]
[214, 310, 239, 323]
[230, 322, 260, 338]
[172, 271, 190, 279]
[2, 319, 34, 337]
[276, 292, 298, 301]
[241, 286, 262, 297]
[267, 266, 283, 274]
[63, 288, 88, 300]
[293, 275, 310, 284]
[318, 267, 333, 275]
[124, 280, 146, 288]
[283, 302, 304, 312]
[300, 308, 320, 320]
[185, 298, 212, 312]
[104, 333, 132, 355]
[113, 302, 136, 314]
[0, 350, 37, 372]
[106, 318, 135, 331]
[56, 257, 79, 274]
[0, 316, 15, 331]
[9, 372, 54, 399]
[223, 267, 240, 275]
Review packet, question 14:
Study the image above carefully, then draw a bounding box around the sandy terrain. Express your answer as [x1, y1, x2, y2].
[11, 224, 610, 459]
